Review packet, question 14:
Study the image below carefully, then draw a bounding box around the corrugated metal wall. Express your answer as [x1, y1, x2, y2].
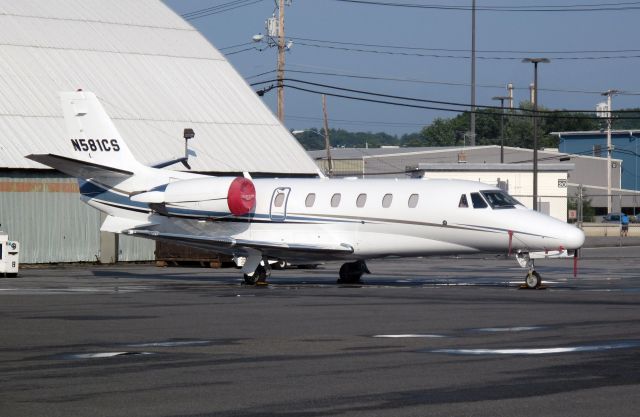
[0, 171, 154, 263]
[0, 172, 100, 263]
[118, 234, 155, 262]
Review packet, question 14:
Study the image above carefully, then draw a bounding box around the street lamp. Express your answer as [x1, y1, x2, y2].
[600, 89, 621, 214]
[522, 57, 550, 211]
[492, 95, 510, 163]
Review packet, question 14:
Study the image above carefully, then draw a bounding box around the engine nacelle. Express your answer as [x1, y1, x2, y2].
[131, 176, 256, 217]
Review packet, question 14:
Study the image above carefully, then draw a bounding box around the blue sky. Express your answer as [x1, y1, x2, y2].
[164, 0, 640, 135]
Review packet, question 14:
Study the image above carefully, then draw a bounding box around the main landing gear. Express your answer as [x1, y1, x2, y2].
[238, 252, 371, 286]
[243, 263, 271, 285]
[516, 252, 543, 289]
[337, 260, 370, 284]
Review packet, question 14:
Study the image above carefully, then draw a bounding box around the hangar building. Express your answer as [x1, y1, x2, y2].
[0, 0, 319, 263]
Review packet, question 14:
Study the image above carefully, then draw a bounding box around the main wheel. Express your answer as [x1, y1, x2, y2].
[243, 265, 269, 285]
[337, 261, 364, 284]
[272, 260, 287, 270]
[525, 271, 541, 289]
[243, 273, 258, 285]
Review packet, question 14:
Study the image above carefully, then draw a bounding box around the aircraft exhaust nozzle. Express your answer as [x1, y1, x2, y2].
[130, 176, 256, 217]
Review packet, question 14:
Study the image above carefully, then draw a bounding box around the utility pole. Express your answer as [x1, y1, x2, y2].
[469, 0, 476, 146]
[522, 58, 550, 212]
[322, 94, 333, 176]
[276, 0, 286, 123]
[601, 89, 620, 214]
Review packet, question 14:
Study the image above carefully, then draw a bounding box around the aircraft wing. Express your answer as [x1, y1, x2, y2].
[127, 229, 354, 257]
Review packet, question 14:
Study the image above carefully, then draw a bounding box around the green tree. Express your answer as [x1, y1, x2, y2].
[418, 103, 599, 149]
[568, 191, 596, 223]
[399, 132, 427, 147]
[613, 108, 640, 130]
[292, 128, 400, 150]
[419, 116, 468, 146]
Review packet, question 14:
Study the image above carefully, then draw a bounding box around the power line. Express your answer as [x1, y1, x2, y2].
[219, 41, 255, 51]
[289, 35, 640, 55]
[295, 40, 640, 61]
[331, 0, 640, 12]
[251, 77, 640, 116]
[288, 114, 428, 127]
[246, 69, 276, 79]
[225, 47, 257, 55]
[182, 0, 266, 20]
[246, 68, 640, 96]
[229, 38, 640, 61]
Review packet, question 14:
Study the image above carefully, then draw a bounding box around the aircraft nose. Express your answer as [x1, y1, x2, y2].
[561, 224, 585, 249]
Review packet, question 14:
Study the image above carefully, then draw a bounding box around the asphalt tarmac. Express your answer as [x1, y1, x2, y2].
[1, 246, 639, 417]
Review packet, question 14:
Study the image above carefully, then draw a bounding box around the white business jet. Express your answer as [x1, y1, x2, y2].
[27, 91, 584, 288]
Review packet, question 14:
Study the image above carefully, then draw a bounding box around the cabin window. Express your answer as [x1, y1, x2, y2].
[331, 193, 341, 207]
[470, 192, 488, 209]
[274, 192, 285, 207]
[480, 190, 522, 209]
[458, 194, 469, 208]
[408, 194, 419, 208]
[382, 193, 393, 208]
[305, 193, 316, 207]
[356, 193, 367, 208]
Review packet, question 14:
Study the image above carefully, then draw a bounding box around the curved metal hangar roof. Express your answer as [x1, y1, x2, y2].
[0, 0, 319, 175]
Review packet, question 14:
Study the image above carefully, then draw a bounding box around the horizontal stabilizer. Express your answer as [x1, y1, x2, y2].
[25, 153, 133, 181]
[101, 215, 158, 234]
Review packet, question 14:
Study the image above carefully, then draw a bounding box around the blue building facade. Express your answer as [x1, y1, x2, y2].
[557, 130, 640, 191]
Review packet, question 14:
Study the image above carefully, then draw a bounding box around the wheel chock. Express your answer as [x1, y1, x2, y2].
[518, 284, 547, 290]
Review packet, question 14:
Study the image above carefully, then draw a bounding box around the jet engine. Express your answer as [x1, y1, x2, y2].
[131, 176, 256, 217]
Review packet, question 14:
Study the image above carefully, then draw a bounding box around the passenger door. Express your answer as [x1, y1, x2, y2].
[269, 187, 291, 222]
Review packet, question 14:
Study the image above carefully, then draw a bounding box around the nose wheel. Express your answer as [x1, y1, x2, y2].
[524, 270, 542, 289]
[516, 252, 544, 289]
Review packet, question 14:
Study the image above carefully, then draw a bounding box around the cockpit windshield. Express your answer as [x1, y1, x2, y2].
[480, 190, 522, 209]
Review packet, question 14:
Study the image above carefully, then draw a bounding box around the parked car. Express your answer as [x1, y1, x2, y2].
[602, 213, 622, 223]
[602, 213, 639, 223]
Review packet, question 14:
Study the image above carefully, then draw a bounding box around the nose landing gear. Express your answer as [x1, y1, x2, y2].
[516, 252, 544, 289]
[525, 270, 542, 289]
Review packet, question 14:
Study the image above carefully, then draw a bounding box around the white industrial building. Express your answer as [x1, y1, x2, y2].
[0, 0, 319, 263]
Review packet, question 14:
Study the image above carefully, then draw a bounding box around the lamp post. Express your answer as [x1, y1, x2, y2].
[601, 89, 620, 214]
[522, 58, 550, 211]
[492, 95, 510, 163]
[469, 0, 476, 146]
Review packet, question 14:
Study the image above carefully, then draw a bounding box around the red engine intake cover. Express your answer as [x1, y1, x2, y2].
[227, 177, 256, 216]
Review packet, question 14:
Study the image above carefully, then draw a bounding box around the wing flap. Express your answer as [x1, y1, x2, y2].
[126, 229, 354, 255]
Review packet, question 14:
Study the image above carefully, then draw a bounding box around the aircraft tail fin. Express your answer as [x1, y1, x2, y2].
[59, 90, 142, 172]
[26, 91, 155, 193]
